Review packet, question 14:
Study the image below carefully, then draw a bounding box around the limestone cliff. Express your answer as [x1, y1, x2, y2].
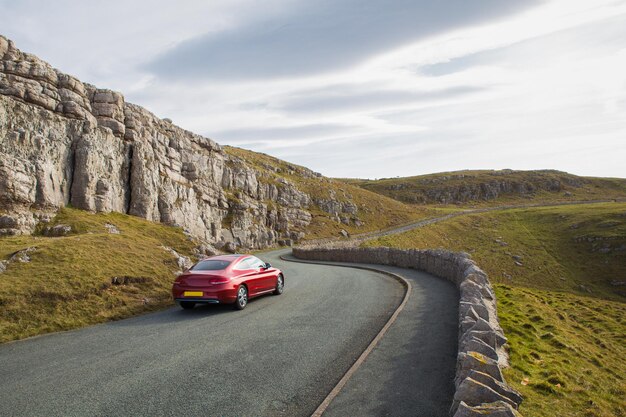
[0, 35, 382, 250]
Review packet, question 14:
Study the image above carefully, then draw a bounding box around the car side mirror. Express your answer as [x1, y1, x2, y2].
[264, 262, 271, 269]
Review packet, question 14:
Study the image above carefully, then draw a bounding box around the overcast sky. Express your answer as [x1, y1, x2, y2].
[1, 0, 625, 179]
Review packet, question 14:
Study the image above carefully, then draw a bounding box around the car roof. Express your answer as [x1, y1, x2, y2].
[204, 254, 253, 262]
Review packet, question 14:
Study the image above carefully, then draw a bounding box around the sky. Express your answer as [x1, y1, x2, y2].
[1, 0, 625, 179]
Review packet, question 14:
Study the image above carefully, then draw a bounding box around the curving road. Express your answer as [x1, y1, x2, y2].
[0, 249, 458, 416]
[282, 255, 458, 417]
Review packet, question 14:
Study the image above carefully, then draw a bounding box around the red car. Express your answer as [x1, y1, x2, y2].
[172, 254, 284, 310]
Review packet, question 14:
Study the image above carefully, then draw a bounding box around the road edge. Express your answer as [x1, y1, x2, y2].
[279, 253, 412, 417]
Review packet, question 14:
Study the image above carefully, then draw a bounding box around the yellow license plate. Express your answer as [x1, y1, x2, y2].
[184, 291, 203, 297]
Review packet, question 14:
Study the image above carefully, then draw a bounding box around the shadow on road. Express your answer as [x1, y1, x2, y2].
[106, 295, 278, 327]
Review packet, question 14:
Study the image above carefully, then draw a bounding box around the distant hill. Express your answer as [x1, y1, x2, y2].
[342, 170, 626, 206]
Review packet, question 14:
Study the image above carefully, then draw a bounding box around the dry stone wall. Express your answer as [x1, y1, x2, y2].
[292, 246, 523, 417]
[0, 35, 341, 250]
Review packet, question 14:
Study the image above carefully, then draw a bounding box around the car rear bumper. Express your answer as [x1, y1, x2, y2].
[172, 286, 237, 304]
[174, 298, 220, 304]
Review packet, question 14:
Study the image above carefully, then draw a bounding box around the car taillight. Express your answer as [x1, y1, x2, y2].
[209, 277, 230, 285]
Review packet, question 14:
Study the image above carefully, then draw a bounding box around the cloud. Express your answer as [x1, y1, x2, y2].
[0, 0, 289, 89]
[1, 0, 625, 179]
[275, 130, 480, 179]
[417, 10, 626, 77]
[146, 0, 541, 80]
[213, 123, 359, 144]
[270, 85, 487, 114]
[418, 53, 494, 77]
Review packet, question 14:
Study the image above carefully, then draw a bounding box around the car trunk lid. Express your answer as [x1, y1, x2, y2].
[177, 272, 230, 287]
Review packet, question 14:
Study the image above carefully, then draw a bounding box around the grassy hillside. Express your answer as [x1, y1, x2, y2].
[225, 146, 434, 239]
[364, 202, 626, 417]
[366, 202, 626, 299]
[0, 208, 196, 343]
[343, 170, 626, 207]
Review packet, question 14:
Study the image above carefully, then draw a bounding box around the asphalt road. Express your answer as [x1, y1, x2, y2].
[0, 249, 407, 417]
[286, 259, 459, 417]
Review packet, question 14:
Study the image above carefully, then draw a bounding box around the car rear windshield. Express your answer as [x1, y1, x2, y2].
[190, 260, 232, 271]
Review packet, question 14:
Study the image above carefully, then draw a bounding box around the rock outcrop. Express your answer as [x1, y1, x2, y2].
[401, 172, 576, 204]
[355, 169, 595, 205]
[0, 35, 358, 249]
[292, 245, 523, 416]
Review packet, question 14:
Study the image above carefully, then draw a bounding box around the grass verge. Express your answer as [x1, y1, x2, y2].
[0, 207, 195, 343]
[497, 285, 625, 417]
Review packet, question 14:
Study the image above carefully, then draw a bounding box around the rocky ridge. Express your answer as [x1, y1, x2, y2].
[349, 169, 626, 205]
[0, 35, 364, 250]
[393, 170, 581, 204]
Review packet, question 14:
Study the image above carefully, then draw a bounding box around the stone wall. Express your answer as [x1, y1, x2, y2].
[292, 246, 523, 417]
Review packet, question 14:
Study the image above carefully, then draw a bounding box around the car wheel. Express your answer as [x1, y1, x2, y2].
[273, 274, 284, 295]
[234, 285, 248, 310]
[180, 301, 195, 310]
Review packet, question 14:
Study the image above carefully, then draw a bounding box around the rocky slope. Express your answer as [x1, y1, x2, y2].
[0, 35, 419, 251]
[344, 170, 626, 206]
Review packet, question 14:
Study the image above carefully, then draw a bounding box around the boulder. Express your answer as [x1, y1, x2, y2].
[9, 246, 36, 263]
[104, 223, 120, 234]
[161, 246, 193, 271]
[0, 215, 18, 229]
[194, 243, 219, 258]
[42, 224, 72, 237]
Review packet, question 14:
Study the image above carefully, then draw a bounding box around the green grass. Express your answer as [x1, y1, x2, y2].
[343, 169, 626, 207]
[365, 202, 626, 299]
[225, 146, 435, 239]
[0, 207, 196, 343]
[497, 286, 625, 417]
[363, 202, 626, 416]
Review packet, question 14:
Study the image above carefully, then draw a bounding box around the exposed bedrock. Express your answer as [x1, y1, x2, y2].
[379, 170, 585, 204]
[0, 35, 336, 248]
